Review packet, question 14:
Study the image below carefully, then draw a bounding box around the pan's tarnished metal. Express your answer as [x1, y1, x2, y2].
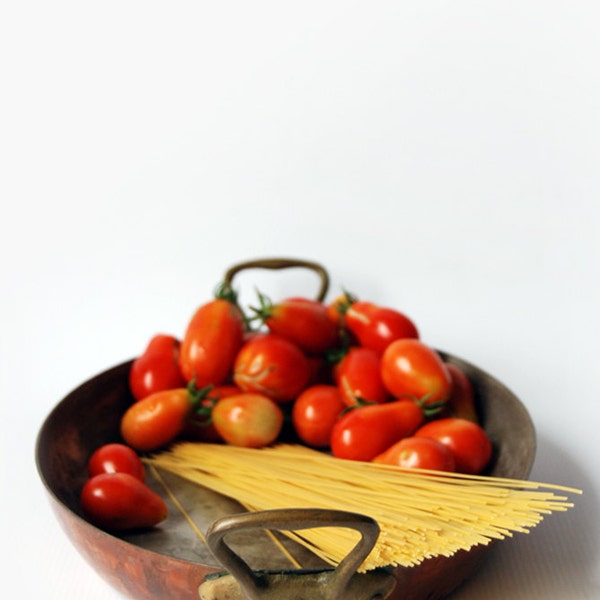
[35, 259, 536, 600]
[200, 509, 396, 600]
[222, 257, 330, 302]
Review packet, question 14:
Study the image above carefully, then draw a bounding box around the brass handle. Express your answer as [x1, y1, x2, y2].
[203, 508, 395, 600]
[223, 258, 330, 302]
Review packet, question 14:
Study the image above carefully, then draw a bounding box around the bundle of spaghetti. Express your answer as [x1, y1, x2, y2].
[144, 442, 581, 571]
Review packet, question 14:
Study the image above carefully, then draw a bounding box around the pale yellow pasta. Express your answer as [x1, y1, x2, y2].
[144, 443, 580, 571]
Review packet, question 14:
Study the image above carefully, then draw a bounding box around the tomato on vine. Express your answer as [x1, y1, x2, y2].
[373, 436, 456, 472]
[344, 300, 419, 354]
[415, 417, 492, 474]
[233, 333, 310, 402]
[211, 392, 284, 447]
[330, 398, 425, 462]
[178, 283, 246, 387]
[120, 383, 213, 451]
[380, 339, 452, 404]
[250, 293, 339, 355]
[336, 346, 389, 406]
[292, 384, 346, 447]
[120, 388, 189, 451]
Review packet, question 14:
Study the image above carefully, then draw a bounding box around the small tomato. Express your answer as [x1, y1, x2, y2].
[373, 436, 456, 472]
[337, 346, 389, 406]
[380, 339, 452, 404]
[129, 334, 186, 402]
[233, 334, 310, 402]
[292, 384, 345, 447]
[87, 443, 145, 481]
[120, 388, 192, 451]
[80, 473, 168, 531]
[345, 301, 419, 354]
[211, 392, 284, 448]
[330, 399, 425, 462]
[251, 293, 339, 355]
[179, 286, 246, 387]
[415, 417, 492, 474]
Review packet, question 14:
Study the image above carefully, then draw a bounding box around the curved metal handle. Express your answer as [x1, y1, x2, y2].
[205, 508, 384, 600]
[223, 258, 330, 302]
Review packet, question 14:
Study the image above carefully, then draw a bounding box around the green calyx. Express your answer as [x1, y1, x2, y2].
[247, 289, 272, 327]
[186, 380, 217, 427]
[214, 280, 256, 331]
[333, 289, 358, 316]
[213, 280, 239, 303]
[414, 394, 447, 418]
[340, 397, 377, 416]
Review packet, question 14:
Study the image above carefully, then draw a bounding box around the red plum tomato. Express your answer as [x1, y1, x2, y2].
[330, 399, 425, 462]
[87, 443, 145, 481]
[337, 346, 389, 406]
[80, 472, 168, 531]
[120, 388, 192, 452]
[380, 339, 452, 404]
[415, 417, 492, 474]
[179, 296, 245, 387]
[211, 392, 284, 448]
[129, 334, 186, 402]
[345, 301, 419, 354]
[255, 294, 339, 355]
[373, 436, 456, 472]
[233, 334, 310, 402]
[292, 384, 345, 447]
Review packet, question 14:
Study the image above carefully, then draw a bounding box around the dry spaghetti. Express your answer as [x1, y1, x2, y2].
[144, 442, 580, 571]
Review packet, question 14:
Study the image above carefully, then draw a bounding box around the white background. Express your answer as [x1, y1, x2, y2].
[2, 1, 599, 598]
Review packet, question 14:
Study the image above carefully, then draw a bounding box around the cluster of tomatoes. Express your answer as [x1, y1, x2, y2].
[81, 281, 493, 531]
[80, 443, 168, 531]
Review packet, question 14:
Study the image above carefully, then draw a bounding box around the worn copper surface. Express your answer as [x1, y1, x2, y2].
[36, 353, 535, 600]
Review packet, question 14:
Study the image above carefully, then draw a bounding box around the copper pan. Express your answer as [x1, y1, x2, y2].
[35, 259, 536, 599]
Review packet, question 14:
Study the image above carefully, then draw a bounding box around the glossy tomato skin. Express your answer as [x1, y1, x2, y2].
[415, 417, 492, 474]
[380, 339, 452, 404]
[179, 298, 245, 387]
[373, 436, 456, 472]
[330, 399, 424, 462]
[292, 384, 346, 447]
[129, 334, 187, 402]
[445, 363, 478, 423]
[233, 334, 310, 402]
[120, 388, 191, 451]
[211, 392, 284, 447]
[80, 472, 168, 531]
[87, 443, 145, 481]
[345, 301, 419, 354]
[259, 296, 339, 355]
[337, 346, 389, 406]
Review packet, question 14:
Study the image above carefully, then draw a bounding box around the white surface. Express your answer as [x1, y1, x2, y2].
[2, 2, 599, 598]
